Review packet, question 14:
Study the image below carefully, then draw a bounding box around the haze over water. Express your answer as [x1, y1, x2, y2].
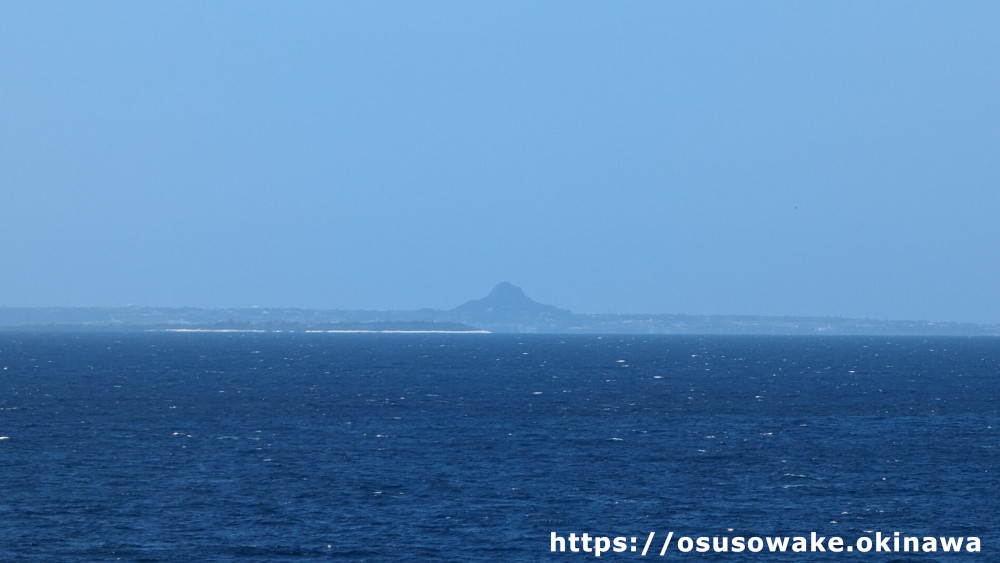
[2, 3, 999, 323]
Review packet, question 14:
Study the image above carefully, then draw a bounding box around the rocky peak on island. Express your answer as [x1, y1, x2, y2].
[450, 282, 568, 316]
[442, 282, 572, 332]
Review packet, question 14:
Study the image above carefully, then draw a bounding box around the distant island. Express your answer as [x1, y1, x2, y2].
[1, 282, 998, 336]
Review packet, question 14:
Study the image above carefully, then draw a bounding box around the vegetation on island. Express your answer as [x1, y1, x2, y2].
[2, 283, 998, 336]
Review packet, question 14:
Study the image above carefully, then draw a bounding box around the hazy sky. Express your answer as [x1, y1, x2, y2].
[2, 2, 998, 322]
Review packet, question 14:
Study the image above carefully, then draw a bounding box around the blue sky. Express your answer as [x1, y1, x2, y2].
[2, 2, 998, 323]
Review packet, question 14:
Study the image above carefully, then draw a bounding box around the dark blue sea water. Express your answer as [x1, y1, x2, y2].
[1, 333, 997, 561]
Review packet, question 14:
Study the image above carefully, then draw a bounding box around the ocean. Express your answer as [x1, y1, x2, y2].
[1, 332, 997, 560]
